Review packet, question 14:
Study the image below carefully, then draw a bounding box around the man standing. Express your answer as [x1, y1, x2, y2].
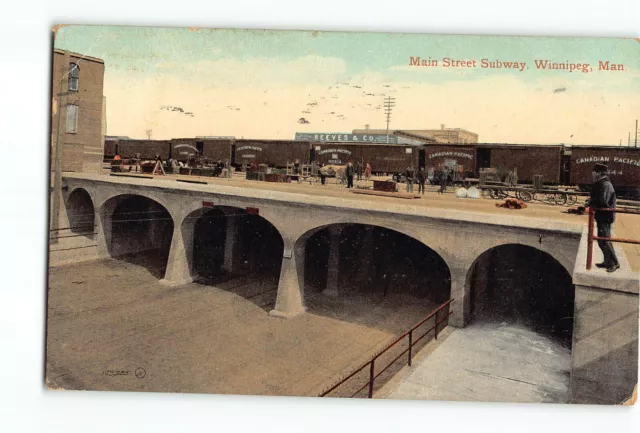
[346, 162, 355, 188]
[417, 167, 427, 195]
[438, 169, 447, 194]
[588, 163, 619, 273]
[405, 166, 414, 193]
[318, 163, 327, 185]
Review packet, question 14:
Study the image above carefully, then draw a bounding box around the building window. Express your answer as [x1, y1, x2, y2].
[69, 63, 80, 92]
[66, 104, 78, 133]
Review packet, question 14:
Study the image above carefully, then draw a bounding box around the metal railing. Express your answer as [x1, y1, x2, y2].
[319, 299, 453, 398]
[586, 207, 640, 270]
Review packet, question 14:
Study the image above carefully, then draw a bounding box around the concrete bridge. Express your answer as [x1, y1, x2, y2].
[49, 173, 639, 404]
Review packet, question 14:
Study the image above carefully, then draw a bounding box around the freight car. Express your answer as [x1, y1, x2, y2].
[312, 143, 420, 174]
[117, 139, 172, 161]
[104, 137, 118, 160]
[569, 146, 640, 199]
[171, 138, 233, 163]
[423, 144, 477, 180]
[233, 139, 311, 168]
[474, 144, 563, 184]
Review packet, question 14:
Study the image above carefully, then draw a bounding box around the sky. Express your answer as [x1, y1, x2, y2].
[54, 25, 640, 144]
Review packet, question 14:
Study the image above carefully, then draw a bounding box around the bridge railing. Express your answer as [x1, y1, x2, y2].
[318, 299, 453, 399]
[586, 207, 640, 270]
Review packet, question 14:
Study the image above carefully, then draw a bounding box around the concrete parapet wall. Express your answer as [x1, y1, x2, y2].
[571, 285, 638, 404]
[570, 227, 639, 404]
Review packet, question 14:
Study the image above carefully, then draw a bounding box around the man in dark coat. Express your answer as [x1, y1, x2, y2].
[405, 166, 414, 193]
[438, 170, 447, 194]
[588, 163, 619, 272]
[346, 162, 355, 188]
[417, 167, 427, 194]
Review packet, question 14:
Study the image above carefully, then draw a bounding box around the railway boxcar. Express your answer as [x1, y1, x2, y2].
[104, 137, 118, 160]
[313, 143, 361, 167]
[570, 146, 640, 198]
[475, 144, 563, 184]
[423, 144, 477, 178]
[359, 144, 420, 174]
[313, 143, 420, 173]
[234, 140, 311, 167]
[118, 139, 172, 160]
[171, 138, 233, 162]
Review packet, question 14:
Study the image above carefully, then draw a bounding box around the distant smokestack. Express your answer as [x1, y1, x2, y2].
[441, 124, 445, 130]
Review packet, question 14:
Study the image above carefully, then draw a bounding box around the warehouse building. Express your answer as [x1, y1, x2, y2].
[352, 125, 478, 144]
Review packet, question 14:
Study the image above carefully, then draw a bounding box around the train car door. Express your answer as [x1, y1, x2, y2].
[196, 141, 204, 155]
[310, 145, 318, 163]
[560, 155, 571, 185]
[476, 148, 491, 172]
[231, 144, 236, 165]
[418, 148, 426, 169]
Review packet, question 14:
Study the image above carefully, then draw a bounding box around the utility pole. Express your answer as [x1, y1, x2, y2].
[629, 131, 631, 147]
[384, 96, 396, 143]
[146, 129, 152, 140]
[635, 119, 638, 148]
[51, 50, 70, 243]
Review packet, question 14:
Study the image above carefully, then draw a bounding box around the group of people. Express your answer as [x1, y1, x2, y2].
[393, 167, 452, 194]
[315, 161, 372, 187]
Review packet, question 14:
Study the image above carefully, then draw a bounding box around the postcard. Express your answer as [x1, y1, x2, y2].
[47, 25, 639, 405]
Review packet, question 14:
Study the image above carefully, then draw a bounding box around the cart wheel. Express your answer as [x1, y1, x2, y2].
[554, 193, 567, 205]
[519, 190, 533, 202]
[515, 190, 521, 200]
[497, 189, 509, 199]
[566, 194, 578, 206]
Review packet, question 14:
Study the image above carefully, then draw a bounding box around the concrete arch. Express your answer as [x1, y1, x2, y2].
[470, 241, 574, 279]
[292, 218, 452, 266]
[98, 193, 175, 279]
[464, 242, 575, 344]
[294, 222, 452, 303]
[180, 205, 285, 282]
[96, 191, 179, 224]
[64, 187, 95, 235]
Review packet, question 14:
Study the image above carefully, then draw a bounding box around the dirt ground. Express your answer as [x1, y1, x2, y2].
[46, 258, 440, 396]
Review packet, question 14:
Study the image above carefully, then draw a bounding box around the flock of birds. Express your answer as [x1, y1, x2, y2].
[160, 105, 195, 117]
[159, 80, 415, 126]
[297, 81, 409, 125]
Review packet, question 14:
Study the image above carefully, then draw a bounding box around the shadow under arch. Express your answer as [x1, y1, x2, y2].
[466, 243, 575, 346]
[294, 222, 452, 334]
[100, 194, 175, 279]
[182, 205, 284, 311]
[65, 187, 95, 237]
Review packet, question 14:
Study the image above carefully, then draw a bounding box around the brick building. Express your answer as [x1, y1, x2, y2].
[51, 49, 105, 173]
[353, 125, 478, 144]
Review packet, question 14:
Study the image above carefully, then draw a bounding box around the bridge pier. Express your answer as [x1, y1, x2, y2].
[270, 242, 306, 319]
[160, 219, 195, 287]
[222, 216, 236, 274]
[448, 266, 469, 328]
[355, 226, 374, 284]
[323, 226, 343, 297]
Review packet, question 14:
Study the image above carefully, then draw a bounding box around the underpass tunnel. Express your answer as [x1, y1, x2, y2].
[190, 206, 284, 282]
[303, 224, 451, 304]
[468, 244, 575, 346]
[107, 195, 174, 278]
[65, 188, 95, 237]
